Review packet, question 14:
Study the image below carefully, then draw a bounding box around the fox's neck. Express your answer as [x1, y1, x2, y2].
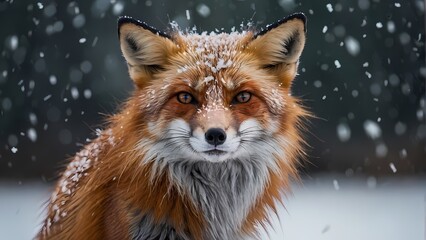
[168, 160, 270, 239]
[131, 158, 271, 240]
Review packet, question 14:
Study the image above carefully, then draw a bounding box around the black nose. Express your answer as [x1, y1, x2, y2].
[205, 128, 227, 146]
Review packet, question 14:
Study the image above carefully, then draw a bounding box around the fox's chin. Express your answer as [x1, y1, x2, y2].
[200, 150, 232, 162]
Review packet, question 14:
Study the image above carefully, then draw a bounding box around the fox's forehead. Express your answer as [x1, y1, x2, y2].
[172, 31, 252, 91]
[181, 31, 247, 57]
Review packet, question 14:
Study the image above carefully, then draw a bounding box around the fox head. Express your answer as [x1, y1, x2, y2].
[117, 14, 307, 168]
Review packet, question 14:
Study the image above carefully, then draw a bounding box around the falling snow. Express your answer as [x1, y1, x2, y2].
[196, 3, 211, 18]
[49, 75, 57, 85]
[186, 10, 191, 20]
[27, 128, 37, 142]
[11, 147, 18, 153]
[334, 60, 341, 68]
[345, 36, 360, 56]
[365, 71, 372, 78]
[83, 89, 92, 99]
[387, 21, 396, 33]
[333, 179, 340, 190]
[9, 36, 18, 50]
[389, 163, 397, 173]
[112, 2, 124, 15]
[375, 142, 388, 158]
[399, 149, 408, 159]
[364, 120, 382, 140]
[43, 95, 52, 101]
[326, 3, 333, 12]
[70, 87, 79, 100]
[337, 123, 351, 142]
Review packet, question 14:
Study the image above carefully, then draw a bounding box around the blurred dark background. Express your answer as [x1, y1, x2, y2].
[0, 0, 424, 181]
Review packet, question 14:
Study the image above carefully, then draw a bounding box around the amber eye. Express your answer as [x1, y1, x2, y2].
[177, 92, 194, 104]
[234, 91, 251, 103]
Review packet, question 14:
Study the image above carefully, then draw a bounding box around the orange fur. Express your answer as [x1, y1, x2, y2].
[38, 13, 309, 239]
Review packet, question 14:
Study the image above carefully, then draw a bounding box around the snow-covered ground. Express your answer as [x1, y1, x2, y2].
[259, 176, 426, 240]
[0, 181, 49, 240]
[0, 176, 424, 240]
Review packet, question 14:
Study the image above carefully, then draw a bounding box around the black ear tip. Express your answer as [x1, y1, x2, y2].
[255, 12, 307, 38]
[118, 16, 135, 28]
[117, 16, 172, 39]
[117, 16, 137, 38]
[288, 12, 307, 28]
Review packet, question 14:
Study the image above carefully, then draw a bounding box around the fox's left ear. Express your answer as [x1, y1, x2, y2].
[118, 16, 179, 88]
[247, 13, 306, 84]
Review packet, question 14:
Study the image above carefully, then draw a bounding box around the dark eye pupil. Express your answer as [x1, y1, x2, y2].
[178, 92, 192, 103]
[237, 92, 250, 103]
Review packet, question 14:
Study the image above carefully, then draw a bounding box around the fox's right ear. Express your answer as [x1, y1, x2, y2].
[246, 13, 306, 87]
[118, 17, 179, 88]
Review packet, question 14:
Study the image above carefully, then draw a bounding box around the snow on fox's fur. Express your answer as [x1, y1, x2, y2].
[38, 13, 308, 240]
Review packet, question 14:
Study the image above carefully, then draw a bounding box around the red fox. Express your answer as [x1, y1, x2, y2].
[38, 12, 308, 240]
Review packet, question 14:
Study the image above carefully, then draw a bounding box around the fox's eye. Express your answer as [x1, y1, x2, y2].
[177, 92, 194, 104]
[234, 91, 251, 103]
